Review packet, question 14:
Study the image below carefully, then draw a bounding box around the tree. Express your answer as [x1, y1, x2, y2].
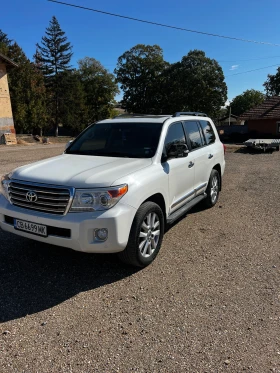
[161, 50, 227, 116]
[36, 16, 73, 136]
[114, 44, 168, 114]
[8, 43, 48, 134]
[263, 67, 280, 96]
[229, 89, 265, 116]
[79, 57, 119, 122]
[57, 70, 88, 134]
[0, 29, 12, 55]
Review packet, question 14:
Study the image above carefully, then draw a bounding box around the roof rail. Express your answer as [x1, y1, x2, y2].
[173, 112, 208, 117]
[113, 113, 171, 119]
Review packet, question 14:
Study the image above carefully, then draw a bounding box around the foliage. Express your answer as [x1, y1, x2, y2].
[115, 47, 227, 116]
[1, 27, 229, 135]
[108, 108, 121, 118]
[229, 89, 265, 116]
[56, 70, 88, 134]
[79, 57, 119, 123]
[0, 29, 12, 55]
[7, 43, 47, 134]
[160, 50, 227, 116]
[114, 44, 168, 114]
[36, 16, 73, 135]
[263, 67, 280, 96]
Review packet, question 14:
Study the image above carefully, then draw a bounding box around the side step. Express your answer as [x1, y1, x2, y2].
[167, 193, 207, 225]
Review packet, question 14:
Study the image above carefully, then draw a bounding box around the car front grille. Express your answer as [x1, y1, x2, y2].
[8, 181, 73, 215]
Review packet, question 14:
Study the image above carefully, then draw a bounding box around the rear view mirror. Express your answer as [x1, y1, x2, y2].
[167, 143, 189, 159]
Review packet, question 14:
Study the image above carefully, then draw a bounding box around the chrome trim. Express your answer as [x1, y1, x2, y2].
[171, 190, 195, 209]
[9, 200, 66, 214]
[194, 182, 207, 194]
[9, 179, 75, 216]
[10, 184, 69, 195]
[11, 195, 67, 207]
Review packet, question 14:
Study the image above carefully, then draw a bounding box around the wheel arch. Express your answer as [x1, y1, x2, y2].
[213, 163, 222, 190]
[142, 193, 167, 222]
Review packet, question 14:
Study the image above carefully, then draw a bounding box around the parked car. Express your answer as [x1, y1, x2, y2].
[0, 112, 225, 267]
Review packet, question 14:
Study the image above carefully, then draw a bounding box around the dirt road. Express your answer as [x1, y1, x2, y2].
[0, 145, 280, 372]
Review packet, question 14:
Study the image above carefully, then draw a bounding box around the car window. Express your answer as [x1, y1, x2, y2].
[66, 122, 163, 158]
[183, 121, 204, 150]
[200, 120, 216, 145]
[164, 122, 187, 157]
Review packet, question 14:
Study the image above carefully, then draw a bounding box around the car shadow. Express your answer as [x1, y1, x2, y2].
[0, 230, 139, 323]
[166, 200, 208, 232]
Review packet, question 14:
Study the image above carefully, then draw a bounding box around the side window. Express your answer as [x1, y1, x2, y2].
[200, 120, 216, 145]
[183, 121, 203, 150]
[164, 122, 187, 157]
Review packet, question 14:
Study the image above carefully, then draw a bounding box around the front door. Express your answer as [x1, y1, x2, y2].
[163, 122, 195, 215]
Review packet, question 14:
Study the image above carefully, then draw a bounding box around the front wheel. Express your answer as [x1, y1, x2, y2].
[118, 202, 164, 267]
[204, 169, 220, 208]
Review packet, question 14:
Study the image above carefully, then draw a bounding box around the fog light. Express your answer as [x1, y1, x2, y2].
[95, 228, 108, 241]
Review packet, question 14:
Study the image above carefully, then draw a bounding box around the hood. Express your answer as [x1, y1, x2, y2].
[11, 154, 152, 188]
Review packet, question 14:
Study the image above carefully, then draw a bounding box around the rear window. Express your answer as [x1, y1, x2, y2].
[200, 120, 216, 145]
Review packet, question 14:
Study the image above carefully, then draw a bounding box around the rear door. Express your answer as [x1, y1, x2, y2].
[183, 120, 214, 195]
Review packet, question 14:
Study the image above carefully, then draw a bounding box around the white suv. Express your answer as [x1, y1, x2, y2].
[0, 112, 225, 267]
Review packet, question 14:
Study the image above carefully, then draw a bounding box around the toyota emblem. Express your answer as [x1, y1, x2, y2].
[26, 191, 38, 203]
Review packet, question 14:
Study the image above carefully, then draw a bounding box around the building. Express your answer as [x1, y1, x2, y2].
[218, 114, 244, 126]
[0, 52, 18, 138]
[239, 96, 280, 137]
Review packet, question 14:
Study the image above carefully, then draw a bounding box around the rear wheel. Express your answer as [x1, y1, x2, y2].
[204, 169, 220, 208]
[118, 202, 164, 267]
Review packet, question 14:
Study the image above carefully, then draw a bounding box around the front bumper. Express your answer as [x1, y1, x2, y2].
[0, 194, 136, 253]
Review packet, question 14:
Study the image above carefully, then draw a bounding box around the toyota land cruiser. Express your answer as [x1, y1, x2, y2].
[0, 112, 225, 267]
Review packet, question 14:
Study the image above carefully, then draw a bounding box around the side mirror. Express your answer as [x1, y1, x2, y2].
[65, 140, 73, 150]
[167, 143, 189, 159]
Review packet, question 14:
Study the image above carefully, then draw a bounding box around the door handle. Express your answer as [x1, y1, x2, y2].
[188, 161, 194, 168]
[208, 154, 214, 159]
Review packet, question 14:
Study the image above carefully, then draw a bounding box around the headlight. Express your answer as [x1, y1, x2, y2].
[70, 184, 128, 212]
[0, 173, 12, 201]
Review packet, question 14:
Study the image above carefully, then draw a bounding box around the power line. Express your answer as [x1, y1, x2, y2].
[219, 55, 280, 62]
[47, 0, 280, 47]
[226, 63, 280, 77]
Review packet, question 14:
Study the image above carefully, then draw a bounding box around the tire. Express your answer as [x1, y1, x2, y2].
[203, 169, 220, 208]
[276, 146, 279, 151]
[118, 202, 164, 267]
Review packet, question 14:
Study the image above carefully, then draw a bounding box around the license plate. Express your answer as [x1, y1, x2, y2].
[14, 219, 47, 237]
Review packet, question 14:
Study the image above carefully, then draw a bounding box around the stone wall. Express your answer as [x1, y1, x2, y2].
[0, 63, 15, 138]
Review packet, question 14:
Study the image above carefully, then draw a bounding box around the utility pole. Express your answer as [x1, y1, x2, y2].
[229, 104, 231, 126]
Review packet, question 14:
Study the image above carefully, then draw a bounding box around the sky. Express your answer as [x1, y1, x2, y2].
[2, 0, 280, 104]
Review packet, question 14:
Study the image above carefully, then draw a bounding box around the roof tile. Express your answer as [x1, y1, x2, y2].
[239, 96, 280, 120]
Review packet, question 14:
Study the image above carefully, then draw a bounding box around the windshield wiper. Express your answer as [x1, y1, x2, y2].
[98, 151, 131, 158]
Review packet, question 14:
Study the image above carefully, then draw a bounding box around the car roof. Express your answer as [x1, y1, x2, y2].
[99, 114, 210, 124]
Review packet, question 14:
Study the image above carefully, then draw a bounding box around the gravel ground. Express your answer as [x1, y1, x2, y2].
[0, 145, 280, 373]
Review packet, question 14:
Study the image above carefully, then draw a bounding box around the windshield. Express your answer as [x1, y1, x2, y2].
[66, 122, 163, 158]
